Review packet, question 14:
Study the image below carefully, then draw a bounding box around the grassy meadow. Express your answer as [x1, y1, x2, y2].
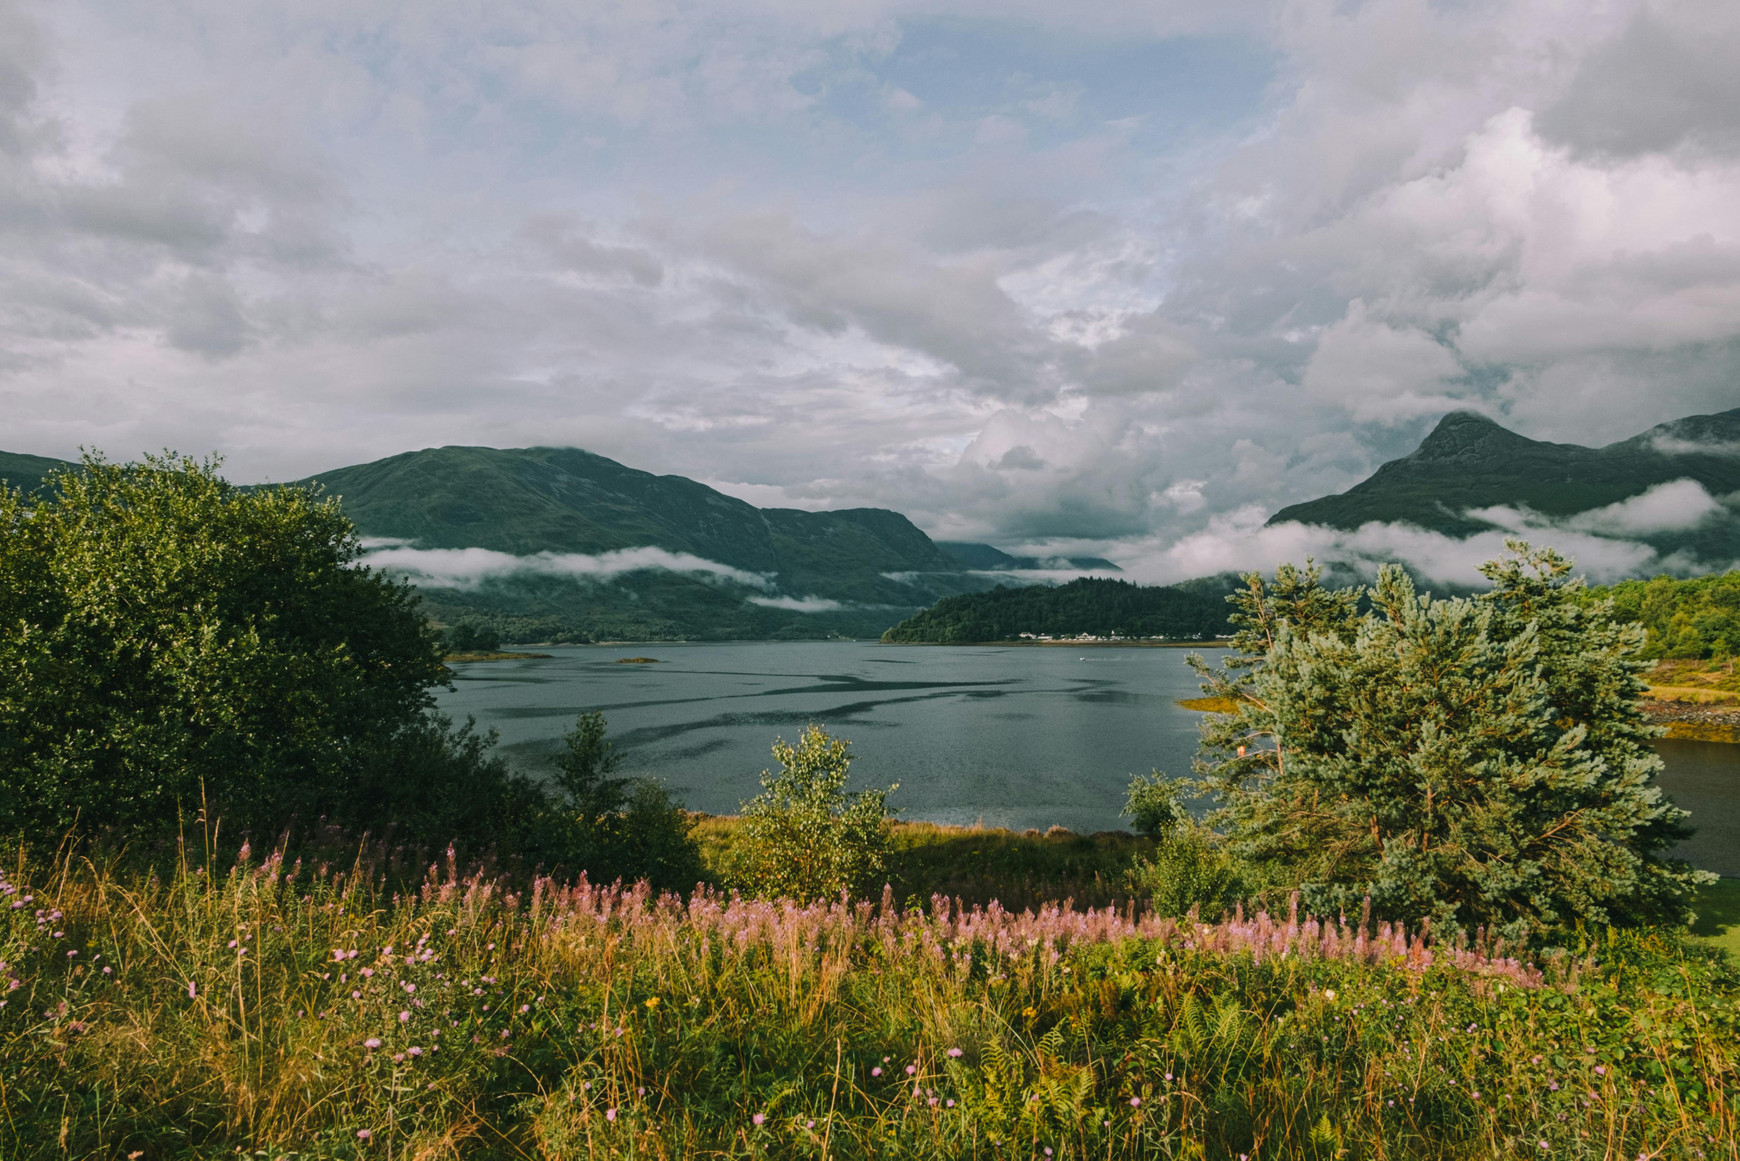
[2, 829, 1737, 1160]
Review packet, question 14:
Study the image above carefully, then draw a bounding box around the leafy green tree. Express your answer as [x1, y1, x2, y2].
[443, 622, 501, 653]
[0, 453, 455, 840]
[1122, 771, 1243, 919]
[548, 711, 702, 891]
[1123, 771, 1188, 839]
[1189, 543, 1711, 940]
[732, 725, 895, 900]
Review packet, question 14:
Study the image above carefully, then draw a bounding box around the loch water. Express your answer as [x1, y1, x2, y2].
[437, 641, 1738, 877]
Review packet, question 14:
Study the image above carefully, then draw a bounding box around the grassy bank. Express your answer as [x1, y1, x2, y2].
[2, 845, 1737, 1160]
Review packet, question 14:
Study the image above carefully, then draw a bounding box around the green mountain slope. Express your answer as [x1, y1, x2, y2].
[291, 445, 1001, 640]
[881, 576, 1236, 643]
[1270, 409, 1740, 560]
[0, 451, 75, 495]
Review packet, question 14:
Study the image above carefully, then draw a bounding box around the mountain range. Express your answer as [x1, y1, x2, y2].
[1271, 407, 1740, 563]
[5, 404, 1735, 640]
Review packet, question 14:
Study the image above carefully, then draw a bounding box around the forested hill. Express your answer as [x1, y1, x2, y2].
[881, 576, 1237, 643]
[1269, 407, 1740, 563]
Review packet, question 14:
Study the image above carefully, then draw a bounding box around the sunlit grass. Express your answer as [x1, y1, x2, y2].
[2, 843, 1735, 1159]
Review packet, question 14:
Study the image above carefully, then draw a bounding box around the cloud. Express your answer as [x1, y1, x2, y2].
[1117, 506, 1672, 588]
[2, 0, 1740, 590]
[746, 594, 845, 612]
[1470, 478, 1726, 538]
[361, 545, 774, 590]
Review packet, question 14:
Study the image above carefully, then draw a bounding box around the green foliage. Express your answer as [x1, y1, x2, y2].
[1123, 772, 1188, 840]
[0, 453, 449, 841]
[731, 724, 896, 900]
[1586, 570, 1740, 659]
[881, 576, 1235, 643]
[1125, 826, 1244, 921]
[4, 849, 1736, 1159]
[549, 711, 703, 891]
[1191, 543, 1713, 941]
[442, 621, 501, 652]
[1122, 773, 1244, 920]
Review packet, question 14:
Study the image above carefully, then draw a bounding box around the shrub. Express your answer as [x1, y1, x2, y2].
[443, 621, 501, 652]
[1190, 543, 1713, 941]
[731, 724, 896, 900]
[549, 711, 703, 891]
[0, 453, 447, 841]
[1122, 773, 1243, 919]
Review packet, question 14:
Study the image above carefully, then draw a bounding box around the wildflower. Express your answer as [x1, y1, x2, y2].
[1022, 1006, 1037, 1019]
[1129, 1097, 1141, 1108]
[605, 1109, 617, 1122]
[871, 1067, 882, 1077]
[364, 1038, 381, 1049]
[408, 1046, 422, 1057]
[905, 1064, 916, 1076]
[187, 981, 197, 999]
[947, 1100, 955, 1108]
[807, 1120, 816, 1129]
[645, 997, 659, 1009]
[392, 1053, 405, 1063]
[947, 1047, 963, 1058]
[66, 950, 76, 958]
[753, 1113, 766, 1126]
[1595, 1066, 1606, 1076]
[1324, 989, 1336, 1001]
[357, 1129, 371, 1141]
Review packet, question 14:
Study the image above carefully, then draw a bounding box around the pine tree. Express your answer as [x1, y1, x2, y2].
[1189, 543, 1712, 940]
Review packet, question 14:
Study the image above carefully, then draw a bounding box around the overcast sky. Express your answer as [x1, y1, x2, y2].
[4, 0, 1739, 580]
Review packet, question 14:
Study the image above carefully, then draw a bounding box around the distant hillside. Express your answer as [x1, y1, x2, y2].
[0, 451, 74, 495]
[881, 576, 1236, 644]
[935, 541, 1121, 572]
[1270, 409, 1740, 562]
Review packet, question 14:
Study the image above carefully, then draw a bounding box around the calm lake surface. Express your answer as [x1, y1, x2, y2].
[437, 641, 1739, 877]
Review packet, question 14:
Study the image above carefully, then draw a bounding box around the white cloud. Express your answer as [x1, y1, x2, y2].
[2, 0, 1740, 586]
[746, 594, 845, 612]
[362, 545, 773, 590]
[1470, 478, 1726, 537]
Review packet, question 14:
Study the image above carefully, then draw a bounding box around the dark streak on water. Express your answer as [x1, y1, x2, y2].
[441, 641, 1737, 874]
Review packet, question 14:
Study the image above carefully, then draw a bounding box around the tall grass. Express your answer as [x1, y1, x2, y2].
[1, 841, 1735, 1159]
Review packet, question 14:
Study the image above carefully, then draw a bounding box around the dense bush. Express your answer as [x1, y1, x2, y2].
[442, 621, 501, 652]
[0, 453, 451, 841]
[0, 454, 700, 886]
[1587, 569, 1740, 659]
[729, 724, 896, 900]
[549, 711, 702, 891]
[1190, 544, 1712, 942]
